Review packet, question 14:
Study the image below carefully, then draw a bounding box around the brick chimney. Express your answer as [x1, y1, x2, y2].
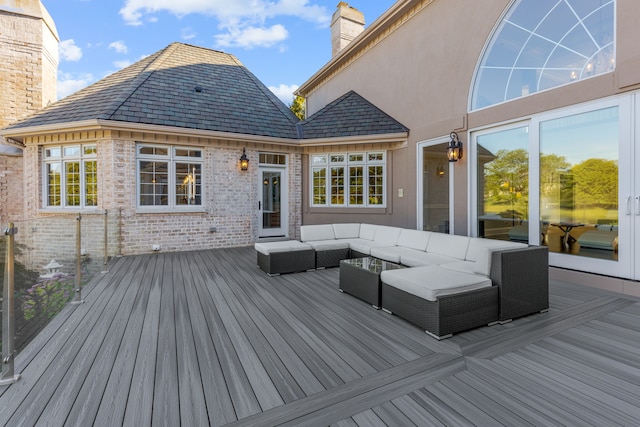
[330, 2, 365, 57]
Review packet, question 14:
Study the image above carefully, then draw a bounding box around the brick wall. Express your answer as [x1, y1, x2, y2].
[18, 136, 303, 267]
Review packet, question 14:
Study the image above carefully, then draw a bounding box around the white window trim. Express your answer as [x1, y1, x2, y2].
[310, 151, 387, 208]
[42, 143, 98, 210]
[136, 143, 205, 212]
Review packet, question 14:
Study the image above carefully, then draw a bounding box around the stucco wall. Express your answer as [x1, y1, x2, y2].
[302, 0, 640, 234]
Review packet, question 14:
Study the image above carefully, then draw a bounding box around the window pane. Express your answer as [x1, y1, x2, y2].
[349, 153, 364, 162]
[139, 161, 168, 206]
[540, 107, 618, 260]
[64, 146, 80, 157]
[84, 160, 98, 207]
[175, 148, 202, 158]
[330, 154, 345, 163]
[260, 153, 286, 165]
[476, 126, 529, 241]
[349, 166, 364, 205]
[139, 146, 168, 156]
[368, 153, 384, 162]
[312, 167, 326, 205]
[84, 145, 97, 156]
[47, 163, 61, 206]
[330, 167, 345, 205]
[471, 0, 615, 110]
[45, 148, 61, 158]
[311, 155, 327, 165]
[65, 161, 81, 206]
[175, 163, 201, 206]
[368, 166, 384, 205]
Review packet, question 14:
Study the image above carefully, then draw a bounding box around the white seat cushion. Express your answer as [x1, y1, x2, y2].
[370, 246, 408, 263]
[254, 240, 312, 255]
[381, 266, 492, 302]
[346, 239, 389, 255]
[300, 224, 335, 242]
[305, 239, 350, 251]
[399, 251, 460, 267]
[333, 223, 361, 239]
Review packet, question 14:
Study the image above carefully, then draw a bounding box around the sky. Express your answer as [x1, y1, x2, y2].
[43, 0, 394, 106]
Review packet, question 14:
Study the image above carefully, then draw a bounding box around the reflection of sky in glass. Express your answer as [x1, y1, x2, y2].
[477, 126, 529, 155]
[472, 0, 615, 110]
[540, 107, 618, 165]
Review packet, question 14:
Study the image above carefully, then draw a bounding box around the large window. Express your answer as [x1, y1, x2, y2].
[311, 151, 386, 207]
[471, 0, 615, 110]
[137, 144, 203, 209]
[475, 126, 530, 241]
[44, 144, 98, 208]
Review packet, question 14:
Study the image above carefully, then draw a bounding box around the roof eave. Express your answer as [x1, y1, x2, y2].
[1, 120, 303, 146]
[299, 132, 408, 147]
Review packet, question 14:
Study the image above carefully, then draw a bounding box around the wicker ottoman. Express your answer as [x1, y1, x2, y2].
[255, 241, 315, 276]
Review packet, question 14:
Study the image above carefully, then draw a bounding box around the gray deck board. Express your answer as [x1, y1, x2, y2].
[0, 246, 639, 426]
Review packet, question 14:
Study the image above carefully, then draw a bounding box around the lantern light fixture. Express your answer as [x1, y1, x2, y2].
[239, 148, 249, 171]
[446, 131, 463, 162]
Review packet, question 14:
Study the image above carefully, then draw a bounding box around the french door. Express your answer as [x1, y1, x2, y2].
[417, 139, 452, 233]
[258, 166, 288, 238]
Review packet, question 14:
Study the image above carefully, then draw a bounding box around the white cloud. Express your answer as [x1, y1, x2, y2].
[109, 40, 129, 54]
[181, 27, 196, 40]
[268, 83, 299, 105]
[119, 0, 330, 48]
[113, 60, 133, 69]
[216, 25, 288, 49]
[59, 39, 82, 62]
[57, 72, 94, 99]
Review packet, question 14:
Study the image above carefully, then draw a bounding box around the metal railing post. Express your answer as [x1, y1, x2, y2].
[71, 214, 84, 305]
[102, 210, 109, 273]
[1, 223, 21, 385]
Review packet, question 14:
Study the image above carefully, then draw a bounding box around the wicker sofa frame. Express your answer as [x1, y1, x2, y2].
[381, 246, 549, 339]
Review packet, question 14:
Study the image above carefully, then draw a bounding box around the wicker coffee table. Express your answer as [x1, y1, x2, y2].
[339, 257, 404, 309]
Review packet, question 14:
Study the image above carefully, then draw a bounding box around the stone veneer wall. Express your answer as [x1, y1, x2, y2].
[16, 135, 303, 271]
[0, 153, 23, 224]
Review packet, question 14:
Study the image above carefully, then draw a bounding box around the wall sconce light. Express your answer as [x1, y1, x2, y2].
[446, 131, 463, 162]
[239, 148, 249, 171]
[436, 164, 445, 178]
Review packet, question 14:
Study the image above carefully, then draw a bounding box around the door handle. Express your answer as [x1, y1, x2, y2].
[626, 196, 632, 215]
[258, 201, 261, 210]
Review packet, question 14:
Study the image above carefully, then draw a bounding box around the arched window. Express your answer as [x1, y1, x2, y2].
[471, 0, 615, 111]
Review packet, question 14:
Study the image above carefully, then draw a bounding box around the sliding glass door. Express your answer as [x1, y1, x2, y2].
[471, 96, 636, 279]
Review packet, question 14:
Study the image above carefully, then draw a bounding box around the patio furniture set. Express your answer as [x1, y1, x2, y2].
[254, 223, 549, 339]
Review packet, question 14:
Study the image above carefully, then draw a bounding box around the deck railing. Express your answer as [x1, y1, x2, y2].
[1, 210, 120, 384]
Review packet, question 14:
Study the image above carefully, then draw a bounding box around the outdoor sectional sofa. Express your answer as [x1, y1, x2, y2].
[254, 223, 549, 339]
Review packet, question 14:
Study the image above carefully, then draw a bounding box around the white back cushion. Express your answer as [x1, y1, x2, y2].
[300, 224, 335, 242]
[333, 223, 361, 239]
[426, 233, 470, 260]
[359, 223, 378, 241]
[397, 229, 431, 251]
[374, 226, 402, 246]
[465, 238, 527, 262]
[472, 243, 527, 276]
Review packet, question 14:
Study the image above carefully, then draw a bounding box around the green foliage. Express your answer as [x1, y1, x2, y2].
[289, 95, 305, 120]
[571, 158, 618, 207]
[21, 274, 75, 322]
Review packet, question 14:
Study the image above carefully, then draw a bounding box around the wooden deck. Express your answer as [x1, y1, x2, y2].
[1, 246, 639, 426]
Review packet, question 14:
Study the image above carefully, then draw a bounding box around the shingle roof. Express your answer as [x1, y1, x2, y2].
[297, 90, 408, 139]
[6, 43, 301, 139]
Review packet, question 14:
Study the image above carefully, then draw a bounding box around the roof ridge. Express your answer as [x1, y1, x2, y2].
[300, 90, 354, 125]
[231, 55, 301, 128]
[100, 43, 181, 119]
